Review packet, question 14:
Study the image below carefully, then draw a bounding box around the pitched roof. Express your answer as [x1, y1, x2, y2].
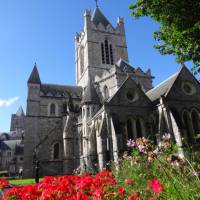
[16, 106, 24, 117]
[106, 76, 151, 104]
[146, 72, 179, 102]
[82, 79, 100, 104]
[1, 140, 21, 151]
[91, 7, 111, 27]
[116, 59, 135, 73]
[28, 64, 41, 84]
[41, 84, 82, 99]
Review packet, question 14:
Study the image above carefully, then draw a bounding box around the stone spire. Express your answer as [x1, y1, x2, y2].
[16, 106, 25, 117]
[82, 78, 100, 105]
[28, 63, 41, 84]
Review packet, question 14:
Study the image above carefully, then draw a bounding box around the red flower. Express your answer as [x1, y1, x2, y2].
[117, 187, 125, 198]
[150, 178, 164, 195]
[0, 179, 9, 189]
[147, 197, 154, 200]
[128, 192, 140, 200]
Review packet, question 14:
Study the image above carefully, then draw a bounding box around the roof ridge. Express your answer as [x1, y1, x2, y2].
[146, 72, 178, 95]
[42, 83, 82, 88]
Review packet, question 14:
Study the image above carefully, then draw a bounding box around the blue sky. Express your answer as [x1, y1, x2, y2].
[0, 0, 190, 132]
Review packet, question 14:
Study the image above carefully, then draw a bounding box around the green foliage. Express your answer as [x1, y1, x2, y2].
[129, 0, 200, 74]
[112, 137, 200, 199]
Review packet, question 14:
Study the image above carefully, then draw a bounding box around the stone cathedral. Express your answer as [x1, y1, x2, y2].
[23, 6, 200, 178]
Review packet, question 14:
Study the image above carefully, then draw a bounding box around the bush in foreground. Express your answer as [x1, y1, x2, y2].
[1, 134, 200, 199]
[0, 170, 163, 200]
[112, 135, 200, 199]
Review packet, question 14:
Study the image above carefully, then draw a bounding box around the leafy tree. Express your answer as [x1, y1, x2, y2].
[129, 0, 200, 74]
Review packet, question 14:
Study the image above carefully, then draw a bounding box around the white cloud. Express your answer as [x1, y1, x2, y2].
[0, 96, 19, 107]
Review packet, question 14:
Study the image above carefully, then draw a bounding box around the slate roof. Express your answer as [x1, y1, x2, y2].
[82, 79, 100, 104]
[146, 72, 179, 102]
[1, 140, 21, 151]
[28, 64, 41, 84]
[116, 59, 135, 73]
[41, 84, 82, 99]
[91, 7, 111, 27]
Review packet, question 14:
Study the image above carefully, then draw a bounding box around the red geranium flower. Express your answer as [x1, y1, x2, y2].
[117, 187, 125, 198]
[0, 180, 9, 189]
[150, 178, 164, 195]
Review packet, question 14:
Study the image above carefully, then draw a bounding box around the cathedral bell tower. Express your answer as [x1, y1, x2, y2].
[75, 6, 129, 88]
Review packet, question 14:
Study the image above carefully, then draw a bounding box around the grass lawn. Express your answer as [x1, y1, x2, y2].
[9, 178, 42, 186]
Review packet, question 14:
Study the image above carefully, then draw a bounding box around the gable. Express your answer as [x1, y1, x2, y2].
[166, 66, 200, 101]
[106, 77, 152, 107]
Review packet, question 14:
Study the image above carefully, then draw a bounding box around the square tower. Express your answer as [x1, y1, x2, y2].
[75, 7, 129, 88]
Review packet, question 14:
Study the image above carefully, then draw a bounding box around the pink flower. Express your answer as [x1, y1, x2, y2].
[125, 178, 134, 186]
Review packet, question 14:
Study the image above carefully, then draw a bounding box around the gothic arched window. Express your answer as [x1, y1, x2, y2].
[103, 85, 109, 100]
[101, 43, 105, 64]
[109, 44, 114, 65]
[50, 103, 56, 116]
[80, 133, 83, 156]
[105, 40, 110, 64]
[101, 40, 114, 65]
[126, 119, 134, 139]
[136, 119, 143, 138]
[191, 109, 200, 137]
[53, 143, 59, 160]
[79, 46, 84, 75]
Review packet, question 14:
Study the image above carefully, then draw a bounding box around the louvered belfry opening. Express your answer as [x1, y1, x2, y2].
[101, 40, 114, 65]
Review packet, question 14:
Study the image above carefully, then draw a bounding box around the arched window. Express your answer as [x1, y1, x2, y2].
[53, 143, 59, 160]
[101, 43, 105, 64]
[101, 40, 114, 65]
[191, 109, 200, 137]
[104, 85, 109, 100]
[80, 133, 83, 156]
[136, 119, 143, 138]
[109, 44, 114, 65]
[87, 107, 90, 118]
[126, 119, 134, 139]
[105, 40, 110, 64]
[183, 111, 193, 144]
[50, 103, 56, 116]
[79, 46, 84, 74]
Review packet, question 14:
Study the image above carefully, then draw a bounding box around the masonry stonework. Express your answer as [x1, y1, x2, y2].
[23, 6, 200, 178]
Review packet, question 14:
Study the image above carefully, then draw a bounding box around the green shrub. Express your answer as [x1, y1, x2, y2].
[112, 135, 200, 199]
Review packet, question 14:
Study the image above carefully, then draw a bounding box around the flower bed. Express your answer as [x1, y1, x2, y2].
[0, 170, 163, 200]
